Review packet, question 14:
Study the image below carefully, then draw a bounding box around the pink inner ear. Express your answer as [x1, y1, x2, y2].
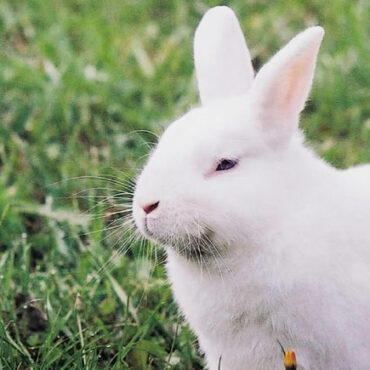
[279, 45, 317, 113]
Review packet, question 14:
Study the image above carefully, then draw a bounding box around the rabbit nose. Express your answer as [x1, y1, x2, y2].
[142, 201, 159, 215]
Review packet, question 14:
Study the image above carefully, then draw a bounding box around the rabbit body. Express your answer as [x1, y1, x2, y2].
[167, 157, 370, 369]
[133, 6, 370, 369]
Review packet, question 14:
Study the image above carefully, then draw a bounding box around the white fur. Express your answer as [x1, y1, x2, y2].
[133, 6, 370, 369]
[194, 6, 254, 105]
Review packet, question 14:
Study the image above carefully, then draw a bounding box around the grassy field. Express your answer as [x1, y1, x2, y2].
[1, 0, 370, 368]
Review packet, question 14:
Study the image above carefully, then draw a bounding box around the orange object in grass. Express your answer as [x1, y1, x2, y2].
[284, 350, 297, 370]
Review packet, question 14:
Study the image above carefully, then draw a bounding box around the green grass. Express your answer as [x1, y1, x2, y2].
[1, 0, 370, 368]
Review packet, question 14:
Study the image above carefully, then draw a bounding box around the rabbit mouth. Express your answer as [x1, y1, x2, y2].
[143, 217, 152, 236]
[138, 214, 223, 261]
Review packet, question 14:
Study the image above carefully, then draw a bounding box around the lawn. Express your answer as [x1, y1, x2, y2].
[1, 0, 370, 368]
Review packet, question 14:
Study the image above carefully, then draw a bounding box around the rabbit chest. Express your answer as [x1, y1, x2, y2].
[165, 231, 370, 370]
[166, 249, 298, 369]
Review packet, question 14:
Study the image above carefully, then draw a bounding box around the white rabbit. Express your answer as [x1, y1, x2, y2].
[133, 6, 370, 370]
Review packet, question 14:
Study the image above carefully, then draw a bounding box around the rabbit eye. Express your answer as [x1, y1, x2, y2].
[216, 158, 238, 171]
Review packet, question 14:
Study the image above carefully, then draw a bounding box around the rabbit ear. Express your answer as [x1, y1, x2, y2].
[252, 26, 324, 143]
[194, 6, 254, 106]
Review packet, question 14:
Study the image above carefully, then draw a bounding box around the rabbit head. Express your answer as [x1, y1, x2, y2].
[133, 6, 324, 259]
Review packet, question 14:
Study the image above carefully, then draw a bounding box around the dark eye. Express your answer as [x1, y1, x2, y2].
[216, 158, 238, 171]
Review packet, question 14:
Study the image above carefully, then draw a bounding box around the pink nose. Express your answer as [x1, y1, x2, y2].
[142, 201, 159, 215]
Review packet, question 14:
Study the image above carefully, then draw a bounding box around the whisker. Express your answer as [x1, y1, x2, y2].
[49, 175, 132, 188]
[95, 228, 138, 279]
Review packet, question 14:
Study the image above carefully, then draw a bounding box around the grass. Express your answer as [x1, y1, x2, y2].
[1, 0, 370, 368]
